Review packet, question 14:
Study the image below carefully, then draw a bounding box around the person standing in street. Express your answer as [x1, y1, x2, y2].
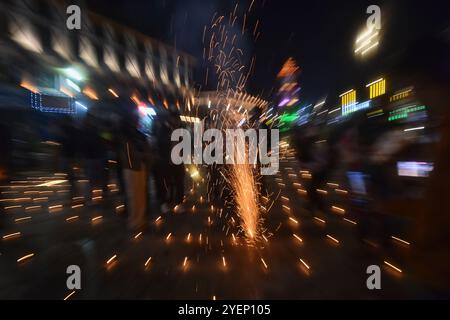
[119, 101, 149, 231]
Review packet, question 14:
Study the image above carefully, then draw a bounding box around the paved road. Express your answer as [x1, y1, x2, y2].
[0, 160, 437, 299]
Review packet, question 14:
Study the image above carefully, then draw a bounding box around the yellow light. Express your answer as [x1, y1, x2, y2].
[260, 258, 268, 269]
[83, 87, 99, 100]
[327, 183, 339, 188]
[391, 236, 410, 246]
[64, 291, 76, 300]
[289, 217, 299, 224]
[66, 215, 79, 222]
[108, 88, 119, 98]
[335, 189, 348, 195]
[2, 232, 21, 240]
[343, 218, 357, 225]
[106, 255, 117, 265]
[293, 234, 303, 243]
[20, 81, 39, 93]
[326, 234, 340, 244]
[17, 253, 34, 263]
[384, 261, 402, 273]
[145, 257, 152, 267]
[299, 258, 310, 270]
[314, 217, 326, 224]
[36, 179, 67, 187]
[331, 206, 346, 214]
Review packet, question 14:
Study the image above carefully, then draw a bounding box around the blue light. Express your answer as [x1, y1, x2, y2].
[342, 100, 372, 116]
[75, 101, 87, 110]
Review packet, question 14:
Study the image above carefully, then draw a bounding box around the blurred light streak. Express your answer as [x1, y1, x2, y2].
[63, 291, 76, 300]
[293, 234, 303, 243]
[299, 258, 310, 270]
[391, 236, 410, 246]
[36, 180, 67, 187]
[361, 41, 379, 55]
[327, 183, 339, 188]
[384, 261, 402, 273]
[108, 88, 119, 98]
[17, 253, 34, 263]
[314, 217, 326, 224]
[343, 218, 357, 225]
[5, 205, 22, 210]
[2, 232, 21, 240]
[331, 206, 346, 214]
[25, 205, 41, 211]
[66, 216, 79, 222]
[289, 217, 299, 224]
[106, 255, 117, 265]
[260, 258, 268, 269]
[404, 126, 425, 132]
[326, 235, 340, 244]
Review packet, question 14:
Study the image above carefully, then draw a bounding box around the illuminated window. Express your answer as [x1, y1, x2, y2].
[340, 90, 356, 107]
[367, 78, 386, 99]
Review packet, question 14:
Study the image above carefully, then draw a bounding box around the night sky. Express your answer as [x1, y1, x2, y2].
[87, 0, 449, 104]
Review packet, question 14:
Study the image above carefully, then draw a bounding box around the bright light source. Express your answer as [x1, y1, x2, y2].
[361, 41, 379, 55]
[83, 87, 98, 100]
[108, 88, 119, 98]
[404, 126, 425, 132]
[356, 27, 376, 43]
[65, 79, 81, 92]
[75, 101, 87, 110]
[64, 67, 84, 81]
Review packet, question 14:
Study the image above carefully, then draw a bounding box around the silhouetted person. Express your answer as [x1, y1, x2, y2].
[119, 104, 149, 231]
[82, 112, 108, 203]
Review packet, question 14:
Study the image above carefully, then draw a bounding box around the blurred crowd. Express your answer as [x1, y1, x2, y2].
[0, 99, 187, 232]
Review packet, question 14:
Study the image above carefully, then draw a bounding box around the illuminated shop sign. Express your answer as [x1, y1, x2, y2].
[388, 105, 426, 122]
[31, 92, 75, 114]
[342, 100, 371, 116]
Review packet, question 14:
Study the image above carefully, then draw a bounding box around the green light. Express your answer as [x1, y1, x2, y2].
[388, 105, 426, 121]
[280, 112, 298, 124]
